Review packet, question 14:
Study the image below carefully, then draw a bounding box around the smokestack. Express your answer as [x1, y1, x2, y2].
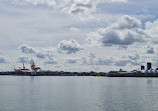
[147, 62, 152, 70]
[141, 65, 145, 70]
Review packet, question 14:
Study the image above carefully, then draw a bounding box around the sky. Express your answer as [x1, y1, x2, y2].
[0, 0, 158, 72]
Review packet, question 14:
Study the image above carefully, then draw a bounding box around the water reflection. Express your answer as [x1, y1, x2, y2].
[147, 79, 153, 85]
[0, 77, 158, 111]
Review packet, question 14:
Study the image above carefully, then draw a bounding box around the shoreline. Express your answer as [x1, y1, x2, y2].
[1, 71, 158, 77]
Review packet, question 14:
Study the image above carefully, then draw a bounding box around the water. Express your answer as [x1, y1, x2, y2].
[0, 76, 158, 111]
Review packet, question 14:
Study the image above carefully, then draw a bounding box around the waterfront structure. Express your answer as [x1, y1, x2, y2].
[2, 61, 158, 77]
[107, 62, 158, 77]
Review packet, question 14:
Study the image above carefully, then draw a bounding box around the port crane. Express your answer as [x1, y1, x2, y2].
[30, 59, 41, 75]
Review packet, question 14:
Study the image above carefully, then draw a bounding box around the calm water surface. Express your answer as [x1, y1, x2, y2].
[0, 76, 158, 111]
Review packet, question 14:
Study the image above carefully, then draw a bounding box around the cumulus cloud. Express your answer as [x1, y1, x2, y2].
[115, 60, 129, 66]
[112, 15, 141, 29]
[115, 60, 140, 66]
[9, 0, 127, 11]
[61, 0, 127, 15]
[19, 44, 55, 57]
[19, 44, 36, 54]
[80, 52, 140, 67]
[128, 54, 140, 61]
[44, 53, 57, 64]
[86, 15, 147, 47]
[81, 53, 113, 65]
[146, 45, 154, 54]
[114, 53, 141, 66]
[145, 20, 158, 44]
[19, 44, 48, 59]
[0, 0, 128, 23]
[19, 44, 57, 65]
[44, 59, 57, 64]
[0, 57, 6, 63]
[18, 56, 29, 63]
[8, 0, 127, 19]
[62, 0, 96, 15]
[35, 52, 46, 59]
[115, 52, 142, 66]
[14, 0, 57, 7]
[57, 39, 84, 54]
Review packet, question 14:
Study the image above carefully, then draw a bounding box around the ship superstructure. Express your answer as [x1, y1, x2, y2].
[14, 62, 30, 73]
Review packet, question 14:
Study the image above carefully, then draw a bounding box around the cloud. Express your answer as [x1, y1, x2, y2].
[0, 57, 6, 63]
[7, 0, 127, 13]
[44, 53, 57, 64]
[115, 53, 141, 66]
[128, 54, 140, 61]
[2, 0, 128, 22]
[146, 45, 154, 54]
[86, 15, 147, 47]
[57, 39, 84, 54]
[19, 44, 55, 57]
[80, 52, 140, 67]
[13, 0, 57, 7]
[145, 20, 158, 44]
[44, 58, 57, 64]
[35, 52, 46, 59]
[61, 0, 127, 15]
[112, 15, 141, 29]
[19, 44, 36, 54]
[59, 0, 127, 21]
[62, 0, 96, 15]
[18, 56, 29, 63]
[19, 44, 48, 59]
[115, 60, 129, 66]
[70, 27, 81, 32]
[66, 58, 78, 64]
[115, 60, 140, 66]
[81, 52, 113, 65]
[19, 44, 58, 65]
[99, 0, 127, 3]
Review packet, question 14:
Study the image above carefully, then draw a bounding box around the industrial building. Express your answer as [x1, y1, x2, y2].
[107, 62, 158, 77]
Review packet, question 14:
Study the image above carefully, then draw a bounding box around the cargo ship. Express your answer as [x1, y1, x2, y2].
[13, 59, 41, 76]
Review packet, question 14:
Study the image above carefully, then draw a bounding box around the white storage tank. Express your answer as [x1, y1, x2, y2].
[145, 68, 148, 74]
[154, 69, 157, 74]
[150, 69, 153, 73]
